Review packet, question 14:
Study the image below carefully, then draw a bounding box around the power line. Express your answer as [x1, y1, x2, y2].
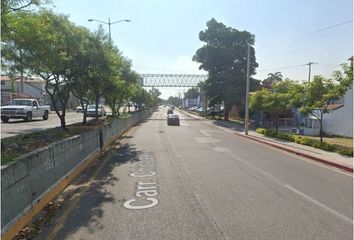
[257, 64, 305, 72]
[293, 19, 353, 40]
[258, 19, 353, 50]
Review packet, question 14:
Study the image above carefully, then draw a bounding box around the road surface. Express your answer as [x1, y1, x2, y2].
[37, 107, 353, 240]
[0, 112, 89, 139]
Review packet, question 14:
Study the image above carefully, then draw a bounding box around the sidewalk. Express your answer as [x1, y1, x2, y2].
[181, 109, 353, 173]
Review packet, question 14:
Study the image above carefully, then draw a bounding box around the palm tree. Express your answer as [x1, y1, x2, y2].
[268, 72, 283, 82]
[262, 72, 283, 89]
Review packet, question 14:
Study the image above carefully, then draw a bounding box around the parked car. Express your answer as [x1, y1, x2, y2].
[86, 105, 107, 117]
[0, 98, 50, 123]
[167, 114, 180, 126]
[76, 106, 83, 113]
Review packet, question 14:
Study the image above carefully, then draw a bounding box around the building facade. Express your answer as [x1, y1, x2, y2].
[322, 87, 353, 137]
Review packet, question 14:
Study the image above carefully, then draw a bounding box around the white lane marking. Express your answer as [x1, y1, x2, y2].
[227, 152, 352, 224]
[198, 118, 352, 177]
[284, 184, 353, 224]
[200, 130, 220, 137]
[212, 147, 231, 153]
[195, 137, 222, 144]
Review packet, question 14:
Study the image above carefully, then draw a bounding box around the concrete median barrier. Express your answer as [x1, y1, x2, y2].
[1, 108, 156, 239]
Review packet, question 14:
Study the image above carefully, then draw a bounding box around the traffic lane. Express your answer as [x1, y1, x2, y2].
[40, 108, 226, 240]
[178, 110, 353, 218]
[1, 112, 102, 138]
[37, 107, 352, 240]
[167, 110, 352, 239]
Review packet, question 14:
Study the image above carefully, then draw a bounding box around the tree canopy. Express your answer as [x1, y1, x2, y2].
[193, 18, 259, 120]
[1, 9, 157, 128]
[184, 87, 200, 99]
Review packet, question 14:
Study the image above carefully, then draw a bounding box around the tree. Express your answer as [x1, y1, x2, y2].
[133, 88, 150, 111]
[167, 96, 182, 107]
[184, 87, 200, 99]
[148, 87, 162, 106]
[84, 27, 115, 120]
[1, 0, 49, 39]
[300, 74, 352, 142]
[250, 89, 289, 131]
[2, 10, 82, 128]
[250, 80, 301, 131]
[103, 58, 140, 116]
[193, 18, 258, 120]
[262, 72, 283, 89]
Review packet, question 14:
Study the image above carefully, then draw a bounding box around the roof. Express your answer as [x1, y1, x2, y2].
[327, 104, 344, 111]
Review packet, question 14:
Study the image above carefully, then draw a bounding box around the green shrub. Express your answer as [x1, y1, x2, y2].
[254, 128, 338, 153]
[275, 132, 293, 141]
[337, 148, 353, 157]
[300, 137, 314, 146]
[292, 135, 304, 144]
[264, 129, 278, 137]
[256, 128, 266, 134]
[317, 142, 336, 152]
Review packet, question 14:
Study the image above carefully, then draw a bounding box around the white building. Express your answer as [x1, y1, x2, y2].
[322, 87, 353, 137]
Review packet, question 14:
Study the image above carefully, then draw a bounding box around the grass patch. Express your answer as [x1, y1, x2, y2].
[302, 135, 353, 149]
[1, 113, 138, 166]
[1, 127, 89, 165]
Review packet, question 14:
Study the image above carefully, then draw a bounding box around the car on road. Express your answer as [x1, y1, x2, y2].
[0, 98, 50, 123]
[167, 114, 180, 126]
[76, 105, 83, 113]
[86, 105, 107, 117]
[167, 109, 173, 115]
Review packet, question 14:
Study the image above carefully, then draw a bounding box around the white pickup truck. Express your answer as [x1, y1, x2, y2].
[0, 99, 50, 123]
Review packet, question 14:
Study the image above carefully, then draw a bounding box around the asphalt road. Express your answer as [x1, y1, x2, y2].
[1, 112, 99, 139]
[37, 107, 353, 240]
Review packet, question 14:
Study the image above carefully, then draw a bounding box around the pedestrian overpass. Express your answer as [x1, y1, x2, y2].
[140, 74, 208, 87]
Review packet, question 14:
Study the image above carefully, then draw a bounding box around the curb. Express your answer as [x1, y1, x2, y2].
[236, 133, 353, 173]
[179, 109, 353, 173]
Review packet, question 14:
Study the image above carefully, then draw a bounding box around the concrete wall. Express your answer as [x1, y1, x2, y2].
[323, 88, 353, 137]
[1, 108, 155, 234]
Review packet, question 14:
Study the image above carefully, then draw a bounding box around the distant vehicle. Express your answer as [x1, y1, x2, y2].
[86, 105, 107, 117]
[76, 106, 83, 113]
[0, 98, 50, 123]
[167, 109, 173, 115]
[167, 114, 180, 126]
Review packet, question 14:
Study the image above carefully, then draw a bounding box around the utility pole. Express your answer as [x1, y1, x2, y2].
[19, 48, 24, 93]
[305, 62, 317, 83]
[244, 44, 251, 135]
[108, 18, 111, 45]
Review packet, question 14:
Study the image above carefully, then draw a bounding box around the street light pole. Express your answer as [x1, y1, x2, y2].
[88, 18, 130, 45]
[244, 44, 251, 135]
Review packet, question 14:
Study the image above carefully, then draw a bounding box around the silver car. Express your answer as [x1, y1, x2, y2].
[86, 105, 107, 117]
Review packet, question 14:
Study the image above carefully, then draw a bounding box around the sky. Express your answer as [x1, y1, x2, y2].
[48, 0, 352, 99]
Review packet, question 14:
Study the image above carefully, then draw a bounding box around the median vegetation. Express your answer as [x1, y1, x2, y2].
[256, 128, 353, 157]
[1, 113, 133, 165]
